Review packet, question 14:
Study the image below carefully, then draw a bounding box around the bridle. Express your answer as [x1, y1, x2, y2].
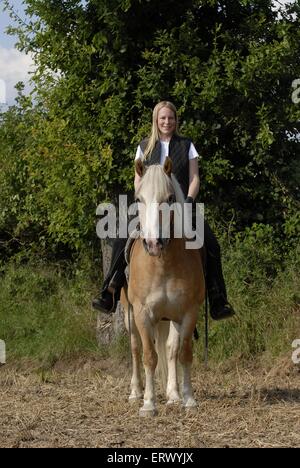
[136, 192, 177, 255]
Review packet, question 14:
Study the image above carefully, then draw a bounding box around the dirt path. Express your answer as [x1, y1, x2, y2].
[0, 357, 299, 448]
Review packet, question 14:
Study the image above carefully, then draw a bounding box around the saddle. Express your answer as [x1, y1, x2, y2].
[124, 229, 140, 283]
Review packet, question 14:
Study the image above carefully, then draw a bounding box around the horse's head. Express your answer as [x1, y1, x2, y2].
[135, 157, 181, 256]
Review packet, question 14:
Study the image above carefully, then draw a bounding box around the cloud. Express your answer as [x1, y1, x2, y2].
[0, 46, 34, 105]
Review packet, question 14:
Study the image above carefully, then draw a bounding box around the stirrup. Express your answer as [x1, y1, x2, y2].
[210, 301, 235, 321]
[92, 290, 117, 314]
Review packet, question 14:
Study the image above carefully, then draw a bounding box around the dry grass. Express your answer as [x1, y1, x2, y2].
[0, 356, 299, 448]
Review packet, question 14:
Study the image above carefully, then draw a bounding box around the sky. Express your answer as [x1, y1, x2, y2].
[0, 0, 297, 106]
[0, 0, 34, 105]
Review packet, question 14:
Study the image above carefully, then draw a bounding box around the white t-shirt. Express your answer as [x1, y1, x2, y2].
[135, 140, 199, 165]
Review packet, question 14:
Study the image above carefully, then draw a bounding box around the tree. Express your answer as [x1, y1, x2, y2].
[1, 0, 299, 255]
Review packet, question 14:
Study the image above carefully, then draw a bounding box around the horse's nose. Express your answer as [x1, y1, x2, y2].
[147, 239, 161, 251]
[147, 239, 159, 248]
[144, 238, 162, 256]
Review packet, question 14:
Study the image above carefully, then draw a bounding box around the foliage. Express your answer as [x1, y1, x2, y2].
[195, 235, 300, 362]
[0, 255, 101, 366]
[0, 240, 298, 365]
[0, 0, 300, 255]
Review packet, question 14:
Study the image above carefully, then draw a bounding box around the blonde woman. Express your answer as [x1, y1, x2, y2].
[93, 101, 234, 320]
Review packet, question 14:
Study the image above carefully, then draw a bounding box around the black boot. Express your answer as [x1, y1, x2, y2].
[204, 222, 235, 321]
[209, 290, 235, 321]
[92, 238, 127, 314]
[92, 288, 120, 314]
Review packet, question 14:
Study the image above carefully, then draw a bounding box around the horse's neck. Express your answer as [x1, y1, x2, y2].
[145, 238, 187, 262]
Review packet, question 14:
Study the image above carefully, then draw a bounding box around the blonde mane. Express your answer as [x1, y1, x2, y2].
[136, 165, 185, 205]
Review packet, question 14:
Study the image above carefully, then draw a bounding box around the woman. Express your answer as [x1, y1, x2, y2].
[93, 101, 235, 320]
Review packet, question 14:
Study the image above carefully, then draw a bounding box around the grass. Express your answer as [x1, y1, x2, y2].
[0, 234, 299, 368]
[0, 257, 102, 367]
[194, 235, 300, 364]
[1, 354, 299, 447]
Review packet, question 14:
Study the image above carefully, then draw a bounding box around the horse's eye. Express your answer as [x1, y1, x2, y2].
[135, 198, 140, 203]
[168, 195, 175, 204]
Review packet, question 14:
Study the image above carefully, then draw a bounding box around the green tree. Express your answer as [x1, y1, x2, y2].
[1, 0, 299, 255]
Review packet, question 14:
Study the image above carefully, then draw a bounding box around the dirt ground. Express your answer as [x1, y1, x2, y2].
[0, 356, 299, 448]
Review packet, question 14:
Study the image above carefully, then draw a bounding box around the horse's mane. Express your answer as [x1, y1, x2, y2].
[136, 165, 185, 205]
[170, 174, 185, 205]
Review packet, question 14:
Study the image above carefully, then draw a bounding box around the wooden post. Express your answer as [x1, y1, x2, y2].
[96, 239, 126, 346]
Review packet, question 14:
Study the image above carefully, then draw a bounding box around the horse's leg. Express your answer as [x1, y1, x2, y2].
[127, 318, 143, 401]
[179, 312, 198, 409]
[166, 321, 181, 404]
[134, 307, 158, 417]
[130, 336, 143, 401]
[122, 293, 143, 401]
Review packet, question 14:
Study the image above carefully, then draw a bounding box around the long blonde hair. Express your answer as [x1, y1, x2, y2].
[143, 101, 179, 160]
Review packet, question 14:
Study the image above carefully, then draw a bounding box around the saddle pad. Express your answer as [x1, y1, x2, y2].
[125, 229, 140, 265]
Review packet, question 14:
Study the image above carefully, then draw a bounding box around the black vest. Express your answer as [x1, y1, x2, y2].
[140, 134, 191, 198]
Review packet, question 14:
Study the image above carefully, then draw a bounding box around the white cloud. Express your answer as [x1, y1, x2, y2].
[0, 46, 34, 105]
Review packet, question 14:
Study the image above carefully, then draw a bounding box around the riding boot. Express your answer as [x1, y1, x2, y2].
[92, 238, 127, 314]
[204, 222, 235, 320]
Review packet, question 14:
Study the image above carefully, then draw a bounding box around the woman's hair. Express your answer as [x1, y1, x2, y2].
[143, 101, 179, 159]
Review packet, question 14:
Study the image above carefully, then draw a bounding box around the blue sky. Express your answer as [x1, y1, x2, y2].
[0, 0, 296, 106]
[0, 0, 24, 48]
[0, 0, 34, 105]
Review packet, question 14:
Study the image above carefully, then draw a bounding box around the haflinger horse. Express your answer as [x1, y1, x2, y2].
[120, 157, 205, 417]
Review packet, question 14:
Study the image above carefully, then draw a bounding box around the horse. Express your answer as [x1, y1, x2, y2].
[120, 157, 205, 416]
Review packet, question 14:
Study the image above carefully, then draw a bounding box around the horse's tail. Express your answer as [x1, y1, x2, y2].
[155, 321, 170, 392]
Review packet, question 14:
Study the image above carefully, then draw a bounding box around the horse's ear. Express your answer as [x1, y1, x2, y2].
[135, 159, 145, 178]
[163, 157, 172, 177]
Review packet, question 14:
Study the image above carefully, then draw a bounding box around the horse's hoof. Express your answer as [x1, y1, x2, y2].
[166, 391, 181, 405]
[139, 407, 157, 417]
[166, 398, 181, 405]
[183, 398, 197, 410]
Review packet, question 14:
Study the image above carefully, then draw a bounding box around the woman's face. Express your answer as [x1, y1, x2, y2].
[157, 107, 176, 139]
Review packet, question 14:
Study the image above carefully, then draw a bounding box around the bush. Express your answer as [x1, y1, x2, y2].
[195, 231, 300, 362]
[0, 257, 100, 366]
